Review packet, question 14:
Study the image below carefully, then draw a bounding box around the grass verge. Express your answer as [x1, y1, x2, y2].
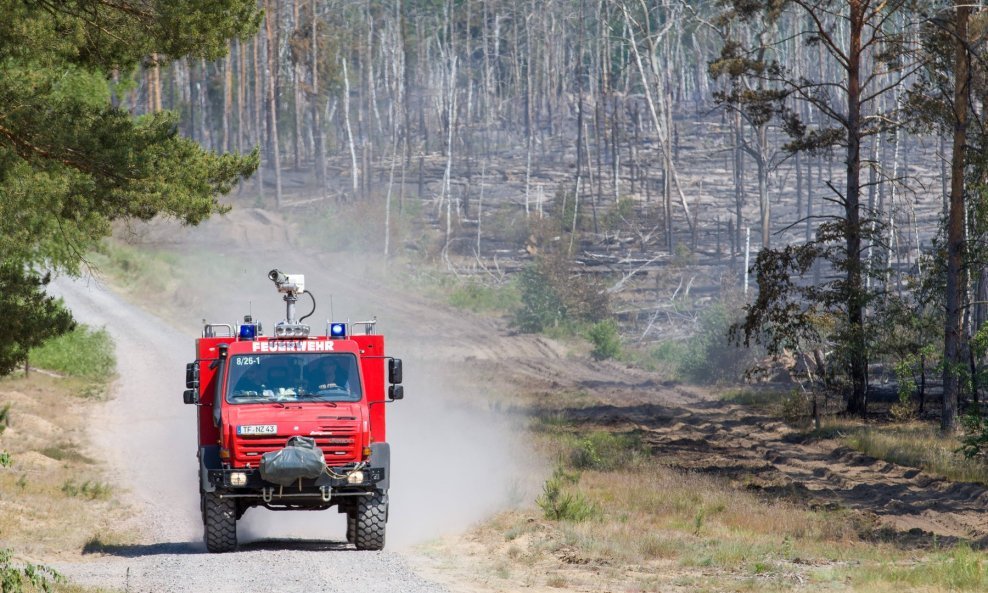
[808, 419, 988, 486]
[29, 325, 115, 383]
[1, 332, 134, 560]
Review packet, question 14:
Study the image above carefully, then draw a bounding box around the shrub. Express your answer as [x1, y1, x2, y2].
[587, 320, 621, 360]
[515, 264, 566, 332]
[620, 341, 688, 374]
[536, 467, 598, 522]
[29, 325, 115, 380]
[0, 266, 76, 376]
[0, 548, 63, 593]
[0, 451, 10, 468]
[61, 479, 112, 500]
[959, 412, 988, 460]
[776, 390, 811, 427]
[569, 431, 643, 471]
[679, 304, 755, 384]
[513, 254, 608, 333]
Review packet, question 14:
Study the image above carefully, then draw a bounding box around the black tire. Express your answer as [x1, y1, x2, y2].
[203, 492, 238, 553]
[353, 494, 387, 551]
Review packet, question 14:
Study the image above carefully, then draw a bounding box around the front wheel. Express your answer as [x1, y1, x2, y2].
[203, 492, 238, 553]
[353, 493, 387, 551]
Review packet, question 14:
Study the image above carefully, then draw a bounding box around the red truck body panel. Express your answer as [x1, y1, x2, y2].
[194, 334, 388, 458]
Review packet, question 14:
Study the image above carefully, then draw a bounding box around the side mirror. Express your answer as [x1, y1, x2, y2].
[185, 361, 199, 389]
[183, 388, 199, 405]
[388, 358, 403, 384]
[388, 385, 404, 401]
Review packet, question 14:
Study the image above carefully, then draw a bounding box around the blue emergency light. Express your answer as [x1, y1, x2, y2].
[329, 323, 347, 338]
[239, 323, 257, 340]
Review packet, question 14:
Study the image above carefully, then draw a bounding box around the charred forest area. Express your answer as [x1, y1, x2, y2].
[116, 1, 988, 426]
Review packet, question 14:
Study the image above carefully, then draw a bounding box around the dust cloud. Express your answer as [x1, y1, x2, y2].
[238, 361, 531, 548]
[226, 251, 537, 548]
[51, 276, 205, 543]
[70, 214, 539, 549]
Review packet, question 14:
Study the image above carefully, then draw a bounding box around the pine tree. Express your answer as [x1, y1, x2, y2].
[717, 0, 921, 416]
[0, 0, 261, 374]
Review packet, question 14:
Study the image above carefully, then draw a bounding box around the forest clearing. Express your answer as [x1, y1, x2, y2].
[5, 1, 988, 592]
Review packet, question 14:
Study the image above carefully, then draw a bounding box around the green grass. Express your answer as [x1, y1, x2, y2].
[448, 280, 520, 313]
[616, 340, 690, 378]
[89, 240, 182, 299]
[29, 325, 115, 380]
[833, 545, 988, 591]
[61, 479, 112, 500]
[720, 388, 787, 408]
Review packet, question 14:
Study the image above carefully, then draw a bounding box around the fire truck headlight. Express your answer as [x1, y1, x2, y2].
[346, 470, 364, 485]
[230, 472, 248, 487]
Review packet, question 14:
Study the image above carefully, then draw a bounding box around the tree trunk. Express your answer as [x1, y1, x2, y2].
[943, 0, 971, 434]
[733, 110, 744, 252]
[223, 44, 233, 153]
[236, 39, 246, 154]
[342, 57, 359, 199]
[265, 0, 283, 207]
[253, 38, 266, 198]
[757, 154, 768, 249]
[844, 1, 867, 417]
[291, 0, 303, 170]
[311, 0, 326, 196]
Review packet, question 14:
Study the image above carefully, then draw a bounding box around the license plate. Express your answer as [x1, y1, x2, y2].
[237, 424, 277, 435]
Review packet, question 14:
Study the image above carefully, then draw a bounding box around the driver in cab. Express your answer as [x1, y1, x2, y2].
[233, 364, 267, 395]
[307, 357, 350, 395]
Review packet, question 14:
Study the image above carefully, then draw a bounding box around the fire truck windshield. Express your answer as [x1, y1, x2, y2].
[226, 353, 362, 403]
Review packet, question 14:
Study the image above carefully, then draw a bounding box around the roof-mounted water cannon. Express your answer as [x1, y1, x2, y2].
[268, 269, 311, 337]
[268, 269, 305, 295]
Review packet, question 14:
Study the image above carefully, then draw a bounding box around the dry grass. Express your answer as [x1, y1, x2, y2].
[811, 419, 988, 485]
[0, 373, 136, 560]
[416, 424, 988, 593]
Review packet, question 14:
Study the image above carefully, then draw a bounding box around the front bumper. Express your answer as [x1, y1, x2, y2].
[207, 465, 385, 492]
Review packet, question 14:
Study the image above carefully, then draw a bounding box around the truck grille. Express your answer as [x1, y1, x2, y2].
[234, 424, 360, 466]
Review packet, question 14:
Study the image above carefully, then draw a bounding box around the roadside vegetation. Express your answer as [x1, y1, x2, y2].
[423, 408, 988, 593]
[0, 325, 133, 566]
[29, 326, 115, 384]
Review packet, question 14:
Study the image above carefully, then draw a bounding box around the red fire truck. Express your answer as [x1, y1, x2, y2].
[183, 270, 403, 552]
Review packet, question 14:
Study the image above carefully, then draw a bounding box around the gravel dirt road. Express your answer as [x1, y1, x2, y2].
[47, 275, 459, 593]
